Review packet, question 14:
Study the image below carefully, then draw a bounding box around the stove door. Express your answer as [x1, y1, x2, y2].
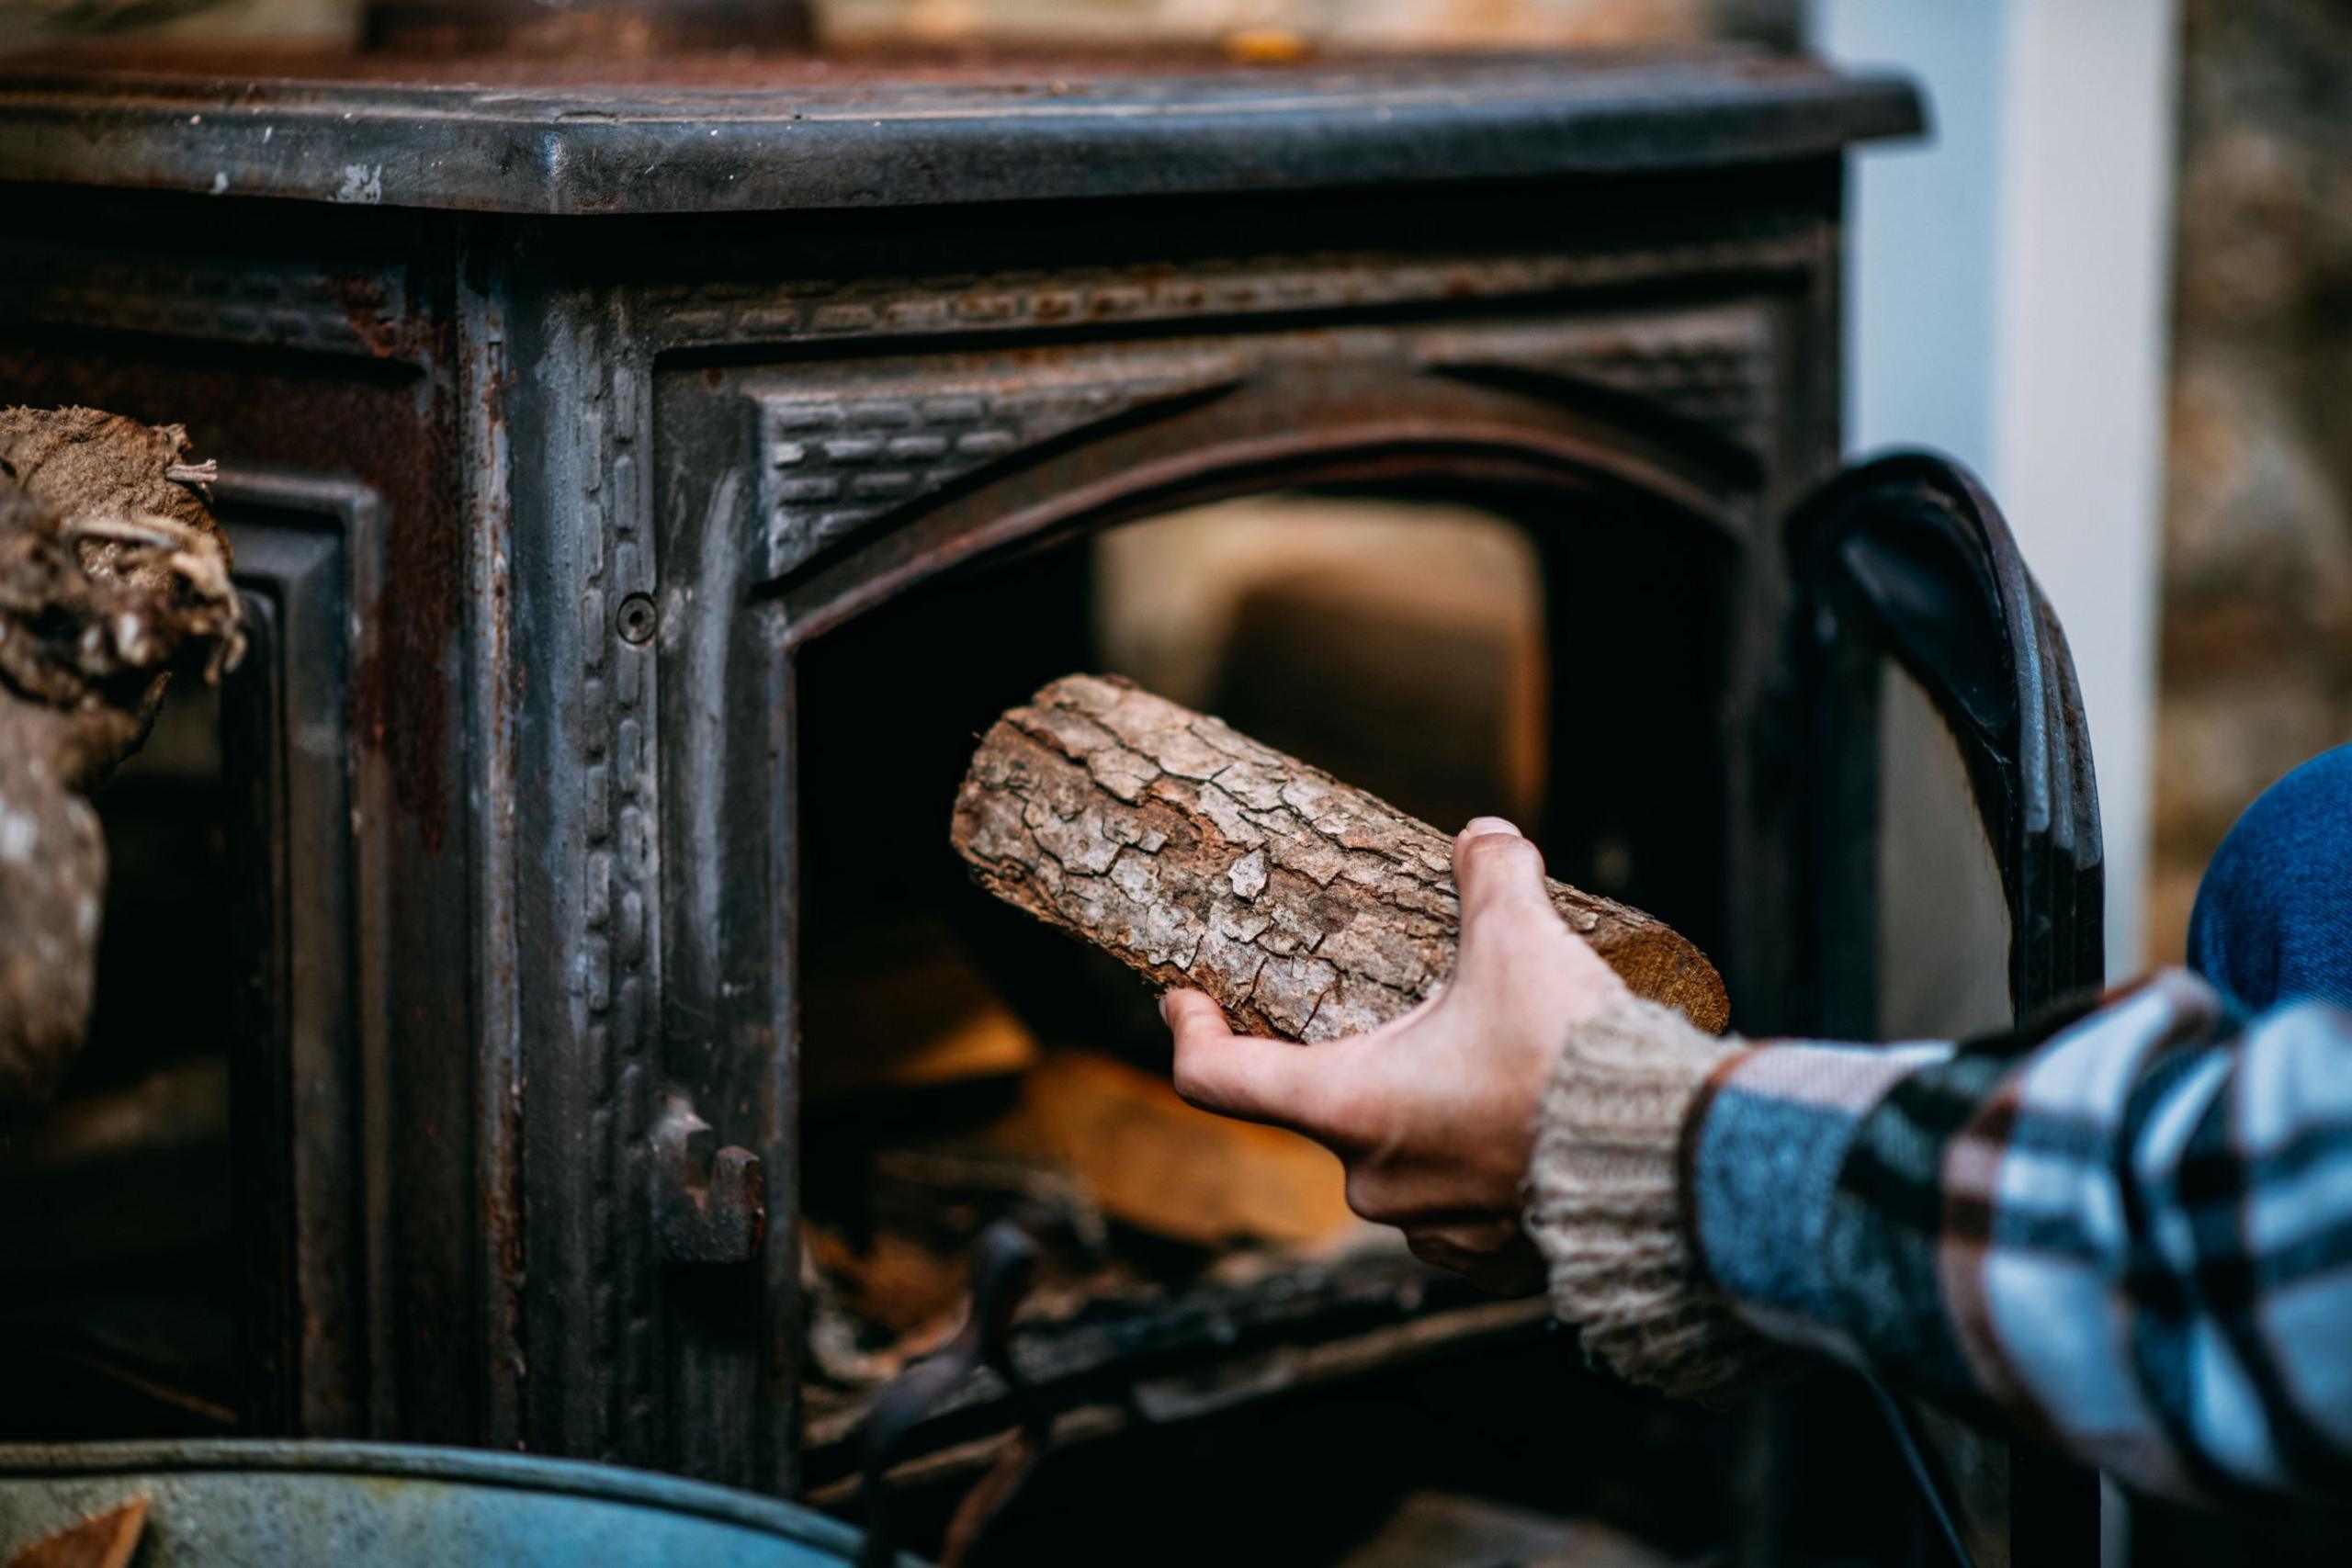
[1782, 451, 2104, 1568]
[1791, 450, 2103, 1033]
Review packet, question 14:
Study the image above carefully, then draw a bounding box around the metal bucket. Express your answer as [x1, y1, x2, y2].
[0, 1440, 894, 1566]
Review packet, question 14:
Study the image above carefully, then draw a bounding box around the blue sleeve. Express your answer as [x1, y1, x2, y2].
[1685, 970, 2352, 1503]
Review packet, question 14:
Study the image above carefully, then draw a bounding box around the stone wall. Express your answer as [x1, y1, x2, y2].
[2148, 0, 2352, 962]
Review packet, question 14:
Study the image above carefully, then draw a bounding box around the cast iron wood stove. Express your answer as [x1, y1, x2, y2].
[0, 42, 2103, 1566]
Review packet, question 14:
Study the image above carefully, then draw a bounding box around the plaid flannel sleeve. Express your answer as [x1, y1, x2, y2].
[1683, 968, 2352, 1503]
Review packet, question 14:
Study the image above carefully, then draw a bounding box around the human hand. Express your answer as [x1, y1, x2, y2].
[1160, 817, 1629, 1293]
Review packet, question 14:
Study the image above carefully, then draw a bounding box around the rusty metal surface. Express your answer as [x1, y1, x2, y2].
[365, 0, 814, 56]
[726, 311, 1768, 634]
[628, 168, 1827, 1506]
[212, 470, 394, 1439]
[0, 49, 1917, 214]
[0, 1441, 884, 1566]
[656, 1094, 767, 1266]
[0, 52, 2096, 1564]
[0, 209, 483, 1447]
[0, 162, 1820, 1503]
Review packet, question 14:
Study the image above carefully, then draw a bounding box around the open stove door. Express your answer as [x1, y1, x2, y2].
[1786, 451, 2105, 1568]
[1792, 450, 2104, 1028]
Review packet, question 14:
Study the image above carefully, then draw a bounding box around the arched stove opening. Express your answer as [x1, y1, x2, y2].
[789, 476, 1738, 1560]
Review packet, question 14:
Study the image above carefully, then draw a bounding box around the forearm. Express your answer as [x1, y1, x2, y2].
[1523, 994, 1951, 1398]
[1525, 972, 2352, 1505]
[1524, 993, 1786, 1398]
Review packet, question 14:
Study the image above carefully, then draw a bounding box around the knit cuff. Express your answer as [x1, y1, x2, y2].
[1524, 994, 1792, 1401]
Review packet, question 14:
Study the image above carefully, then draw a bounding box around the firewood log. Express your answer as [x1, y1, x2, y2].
[951, 674, 1728, 1043]
[0, 407, 243, 1128]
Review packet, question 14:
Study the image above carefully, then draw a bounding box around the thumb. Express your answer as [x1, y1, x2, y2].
[1452, 817, 1553, 930]
[1450, 817, 1565, 987]
[1163, 989, 1332, 1135]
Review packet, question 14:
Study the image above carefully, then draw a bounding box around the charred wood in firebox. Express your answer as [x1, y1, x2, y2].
[951, 674, 1728, 1042]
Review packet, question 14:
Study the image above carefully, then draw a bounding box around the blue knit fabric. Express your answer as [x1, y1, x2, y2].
[1687, 970, 2352, 1504]
[2188, 742, 2352, 1012]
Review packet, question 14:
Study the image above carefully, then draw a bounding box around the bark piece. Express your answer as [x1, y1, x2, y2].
[0, 408, 242, 1128]
[951, 674, 1728, 1042]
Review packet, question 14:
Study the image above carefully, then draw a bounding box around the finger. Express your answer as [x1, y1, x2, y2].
[1388, 1211, 1523, 1247]
[1405, 1224, 1548, 1296]
[1453, 818, 1551, 922]
[1451, 818, 1557, 973]
[1475, 1233, 1550, 1297]
[1344, 1154, 1515, 1227]
[1162, 989, 1331, 1134]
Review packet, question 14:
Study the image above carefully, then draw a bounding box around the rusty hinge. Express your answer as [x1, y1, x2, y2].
[653, 1092, 765, 1265]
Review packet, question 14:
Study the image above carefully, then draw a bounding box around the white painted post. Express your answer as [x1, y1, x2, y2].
[1807, 0, 2180, 979]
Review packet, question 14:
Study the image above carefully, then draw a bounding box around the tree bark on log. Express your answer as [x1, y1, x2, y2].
[951, 674, 1727, 1043]
[0, 406, 243, 1129]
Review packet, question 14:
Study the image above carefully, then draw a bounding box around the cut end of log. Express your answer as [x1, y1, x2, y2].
[1571, 917, 1730, 1036]
[951, 673, 1729, 1042]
